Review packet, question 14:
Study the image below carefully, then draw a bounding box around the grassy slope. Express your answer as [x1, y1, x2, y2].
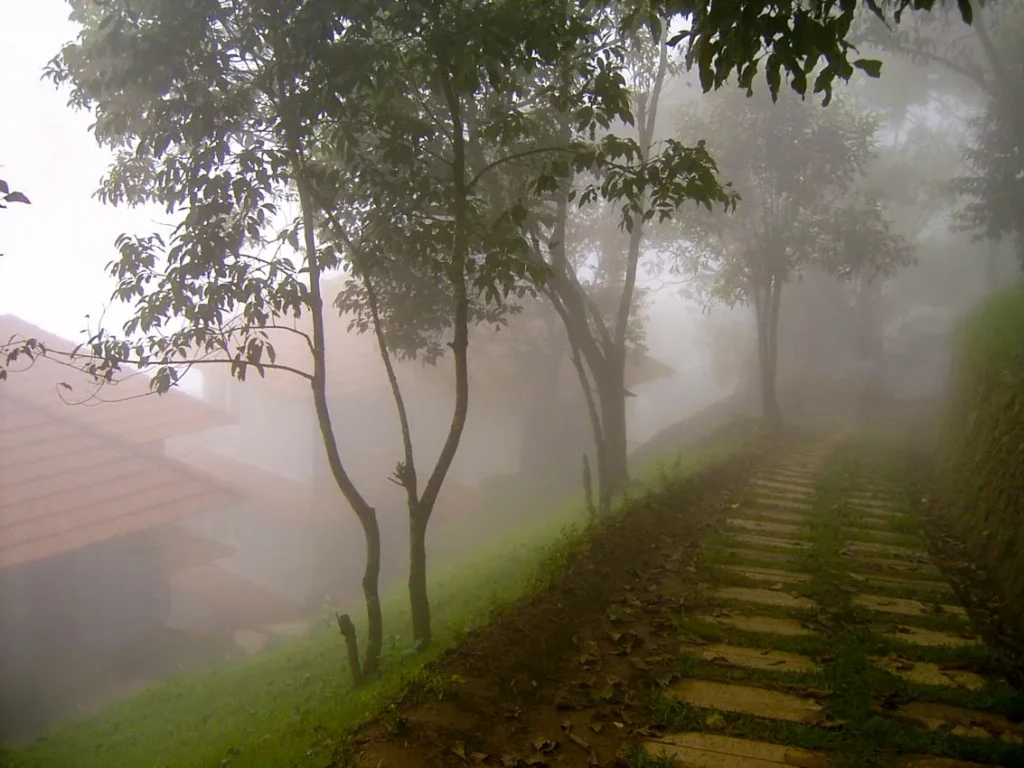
[942, 286, 1024, 634]
[8, 426, 753, 768]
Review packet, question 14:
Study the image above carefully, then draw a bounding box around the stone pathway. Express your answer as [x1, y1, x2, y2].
[642, 441, 1024, 768]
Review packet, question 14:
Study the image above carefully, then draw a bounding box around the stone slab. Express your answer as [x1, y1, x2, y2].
[768, 468, 817, 480]
[843, 541, 927, 558]
[667, 679, 827, 724]
[848, 500, 900, 516]
[720, 548, 801, 565]
[755, 497, 814, 511]
[850, 556, 942, 578]
[745, 509, 812, 524]
[852, 573, 953, 596]
[724, 566, 809, 585]
[872, 655, 986, 690]
[735, 534, 810, 551]
[847, 499, 897, 512]
[854, 594, 966, 618]
[685, 643, 820, 673]
[851, 514, 909, 528]
[893, 701, 1023, 743]
[714, 586, 815, 610]
[843, 527, 919, 544]
[882, 625, 981, 648]
[728, 519, 808, 536]
[751, 479, 815, 496]
[645, 733, 829, 768]
[698, 613, 817, 637]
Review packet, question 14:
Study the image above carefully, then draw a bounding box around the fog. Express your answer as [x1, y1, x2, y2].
[1, 0, 1019, 747]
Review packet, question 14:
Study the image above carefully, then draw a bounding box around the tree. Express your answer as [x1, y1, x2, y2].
[862, 1, 1024, 263]
[952, 12, 1024, 263]
[46, 0, 410, 682]
[47, 0, 730, 660]
[526, 20, 733, 508]
[650, 0, 978, 102]
[321, 0, 591, 651]
[674, 87, 892, 427]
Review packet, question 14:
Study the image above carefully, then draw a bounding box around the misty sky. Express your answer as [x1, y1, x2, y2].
[0, 3, 718, 406]
[0, 3, 160, 341]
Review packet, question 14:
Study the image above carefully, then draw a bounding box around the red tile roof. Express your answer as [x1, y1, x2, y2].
[0, 315, 243, 569]
[1, 314, 233, 442]
[0, 396, 242, 569]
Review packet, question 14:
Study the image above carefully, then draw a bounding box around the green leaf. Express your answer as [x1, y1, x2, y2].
[957, 0, 974, 25]
[853, 59, 883, 79]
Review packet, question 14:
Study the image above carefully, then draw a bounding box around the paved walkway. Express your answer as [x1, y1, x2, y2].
[642, 442, 1024, 768]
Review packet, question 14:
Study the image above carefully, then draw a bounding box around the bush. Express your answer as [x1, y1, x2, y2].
[943, 285, 1024, 632]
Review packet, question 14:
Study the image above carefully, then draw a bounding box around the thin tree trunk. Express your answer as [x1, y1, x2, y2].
[753, 275, 782, 431]
[596, 359, 630, 493]
[402, 73, 474, 652]
[565, 326, 611, 515]
[764, 276, 783, 429]
[408, 509, 430, 649]
[294, 169, 383, 681]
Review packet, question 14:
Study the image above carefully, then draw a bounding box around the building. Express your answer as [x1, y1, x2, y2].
[0, 315, 302, 738]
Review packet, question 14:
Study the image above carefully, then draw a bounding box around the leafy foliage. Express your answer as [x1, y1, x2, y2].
[952, 11, 1024, 262]
[673, 87, 881, 304]
[649, 0, 977, 103]
[0, 178, 30, 208]
[820, 193, 915, 282]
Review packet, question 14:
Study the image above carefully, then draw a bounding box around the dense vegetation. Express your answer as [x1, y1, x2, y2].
[6, 0, 1024, 762]
[942, 286, 1024, 635]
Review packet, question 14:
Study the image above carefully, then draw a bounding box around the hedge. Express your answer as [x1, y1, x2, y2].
[943, 285, 1024, 633]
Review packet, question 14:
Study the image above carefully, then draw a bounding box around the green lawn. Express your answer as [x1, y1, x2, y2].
[7, 427, 753, 768]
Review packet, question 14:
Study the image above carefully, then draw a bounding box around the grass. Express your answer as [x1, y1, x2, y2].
[645, 440, 1024, 768]
[7, 427, 754, 768]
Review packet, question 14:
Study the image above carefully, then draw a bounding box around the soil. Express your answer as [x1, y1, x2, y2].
[335, 455, 755, 768]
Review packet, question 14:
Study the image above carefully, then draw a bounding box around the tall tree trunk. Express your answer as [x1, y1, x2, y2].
[596, 357, 630, 493]
[765, 276, 784, 429]
[408, 508, 430, 650]
[292, 151, 383, 683]
[355, 511, 383, 675]
[566, 331, 611, 514]
[754, 276, 783, 431]
[403, 72, 474, 652]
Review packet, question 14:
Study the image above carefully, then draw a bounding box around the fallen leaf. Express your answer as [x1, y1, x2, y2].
[532, 738, 557, 754]
[705, 712, 727, 730]
[567, 732, 590, 750]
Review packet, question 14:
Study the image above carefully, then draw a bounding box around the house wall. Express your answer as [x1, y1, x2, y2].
[177, 499, 335, 605]
[0, 530, 167, 676]
[0, 530, 169, 736]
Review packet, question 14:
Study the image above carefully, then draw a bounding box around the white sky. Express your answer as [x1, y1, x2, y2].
[0, 2, 163, 342]
[0, 3, 707, 370]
